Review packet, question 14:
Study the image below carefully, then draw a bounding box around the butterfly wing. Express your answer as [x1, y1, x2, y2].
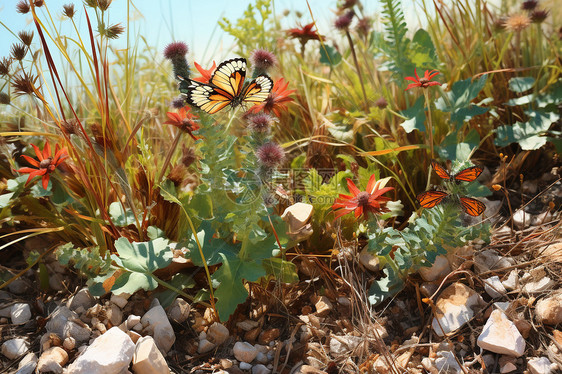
[184, 58, 247, 114]
[454, 166, 483, 182]
[209, 58, 246, 98]
[240, 75, 273, 105]
[184, 80, 233, 114]
[431, 160, 451, 180]
[459, 196, 486, 216]
[416, 190, 448, 208]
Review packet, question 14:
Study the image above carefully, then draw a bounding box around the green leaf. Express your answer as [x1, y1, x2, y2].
[367, 266, 404, 305]
[508, 77, 535, 93]
[262, 258, 299, 283]
[7, 175, 29, 192]
[0, 192, 14, 209]
[109, 202, 136, 226]
[147, 226, 165, 240]
[494, 110, 559, 150]
[435, 75, 488, 126]
[409, 29, 439, 68]
[159, 179, 179, 204]
[183, 221, 238, 266]
[400, 96, 425, 133]
[110, 271, 159, 295]
[114, 237, 172, 274]
[327, 123, 353, 142]
[438, 129, 480, 161]
[319, 45, 342, 66]
[213, 254, 266, 321]
[187, 193, 214, 220]
[153, 273, 196, 308]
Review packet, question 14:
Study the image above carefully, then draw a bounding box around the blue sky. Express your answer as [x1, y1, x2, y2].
[0, 0, 422, 62]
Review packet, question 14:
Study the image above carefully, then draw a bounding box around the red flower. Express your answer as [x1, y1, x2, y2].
[404, 69, 442, 90]
[286, 22, 322, 43]
[247, 78, 295, 117]
[332, 175, 393, 219]
[192, 61, 216, 83]
[164, 106, 200, 140]
[16, 142, 68, 190]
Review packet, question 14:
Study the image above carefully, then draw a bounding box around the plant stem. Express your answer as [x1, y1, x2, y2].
[423, 89, 434, 160]
[345, 30, 369, 113]
[157, 131, 183, 183]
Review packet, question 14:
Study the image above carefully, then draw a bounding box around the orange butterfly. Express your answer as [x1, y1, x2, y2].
[416, 161, 486, 217]
[431, 159, 483, 183]
[416, 191, 486, 216]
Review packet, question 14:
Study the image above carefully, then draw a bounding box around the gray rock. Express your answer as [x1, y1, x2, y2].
[233, 341, 258, 363]
[252, 364, 271, 374]
[329, 335, 362, 356]
[126, 315, 141, 330]
[483, 276, 507, 298]
[8, 279, 30, 294]
[132, 336, 171, 374]
[68, 289, 96, 311]
[65, 327, 134, 374]
[16, 352, 37, 374]
[435, 350, 462, 374]
[239, 362, 252, 370]
[502, 270, 519, 290]
[110, 293, 130, 309]
[477, 310, 525, 357]
[141, 305, 175, 354]
[37, 347, 68, 373]
[1, 338, 28, 359]
[11, 303, 32, 325]
[197, 339, 216, 354]
[207, 322, 229, 345]
[432, 283, 483, 336]
[528, 357, 554, 374]
[167, 298, 190, 324]
[474, 250, 515, 272]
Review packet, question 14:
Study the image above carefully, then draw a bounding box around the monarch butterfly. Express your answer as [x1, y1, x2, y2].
[431, 159, 483, 183]
[416, 160, 486, 216]
[183, 58, 273, 114]
[416, 191, 486, 216]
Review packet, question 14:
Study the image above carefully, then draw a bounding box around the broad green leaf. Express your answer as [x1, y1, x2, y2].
[109, 202, 136, 226]
[319, 44, 342, 66]
[31, 180, 52, 197]
[187, 193, 214, 220]
[508, 77, 535, 93]
[0, 192, 14, 209]
[435, 75, 488, 125]
[183, 221, 238, 266]
[494, 110, 559, 150]
[262, 258, 299, 283]
[213, 254, 266, 321]
[400, 96, 425, 133]
[7, 175, 29, 192]
[438, 129, 480, 161]
[327, 123, 353, 142]
[114, 237, 172, 273]
[110, 271, 160, 295]
[159, 179, 179, 204]
[147, 226, 165, 240]
[153, 273, 196, 308]
[367, 266, 404, 305]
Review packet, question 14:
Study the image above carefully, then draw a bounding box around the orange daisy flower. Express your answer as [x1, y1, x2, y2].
[332, 175, 393, 219]
[16, 142, 68, 190]
[164, 106, 200, 140]
[247, 78, 295, 117]
[404, 69, 442, 90]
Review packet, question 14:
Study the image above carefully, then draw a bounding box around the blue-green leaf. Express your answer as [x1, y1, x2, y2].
[400, 96, 426, 133]
[494, 110, 559, 150]
[508, 77, 535, 93]
[319, 45, 342, 66]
